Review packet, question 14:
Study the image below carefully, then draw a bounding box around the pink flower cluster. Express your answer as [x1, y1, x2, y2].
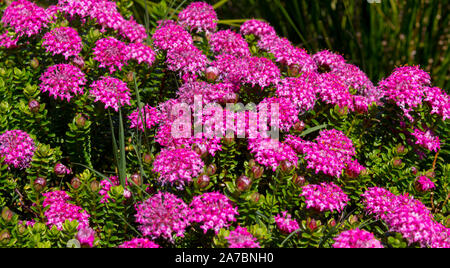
[93, 37, 130, 73]
[152, 148, 205, 188]
[129, 105, 161, 131]
[315, 73, 354, 110]
[276, 73, 318, 112]
[1, 0, 49, 38]
[127, 42, 156, 67]
[423, 86, 450, 120]
[178, 2, 217, 33]
[244, 56, 281, 89]
[57, 0, 147, 43]
[415, 176, 436, 192]
[0, 130, 35, 169]
[166, 44, 208, 76]
[76, 227, 96, 247]
[248, 138, 298, 171]
[411, 128, 440, 152]
[240, 19, 276, 39]
[189, 192, 238, 234]
[42, 27, 82, 60]
[332, 229, 383, 248]
[90, 76, 131, 111]
[40, 64, 86, 102]
[258, 97, 300, 132]
[177, 81, 237, 106]
[209, 29, 251, 57]
[118, 238, 160, 248]
[285, 129, 358, 178]
[226, 226, 260, 248]
[42, 190, 90, 230]
[0, 32, 18, 48]
[274, 211, 300, 234]
[135, 191, 190, 242]
[378, 65, 431, 120]
[152, 21, 193, 51]
[300, 182, 349, 212]
[99, 176, 120, 203]
[362, 187, 449, 248]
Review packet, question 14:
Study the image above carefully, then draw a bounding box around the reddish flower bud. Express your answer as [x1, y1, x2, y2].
[28, 99, 40, 113]
[30, 58, 39, 69]
[205, 66, 219, 82]
[251, 166, 264, 179]
[236, 175, 252, 192]
[393, 157, 402, 167]
[248, 159, 256, 168]
[410, 166, 418, 175]
[143, 154, 153, 164]
[250, 192, 260, 203]
[425, 170, 436, 178]
[328, 218, 336, 227]
[75, 114, 87, 128]
[196, 174, 210, 189]
[54, 163, 71, 176]
[131, 173, 142, 186]
[293, 121, 305, 132]
[0, 229, 10, 242]
[307, 218, 317, 231]
[280, 160, 294, 172]
[293, 174, 306, 187]
[90, 180, 100, 192]
[71, 177, 81, 189]
[1, 207, 13, 222]
[396, 144, 405, 154]
[288, 65, 300, 77]
[34, 177, 46, 192]
[206, 164, 217, 176]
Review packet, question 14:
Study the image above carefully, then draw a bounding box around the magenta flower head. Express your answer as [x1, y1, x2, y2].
[276, 73, 318, 112]
[315, 73, 354, 111]
[93, 37, 130, 73]
[166, 44, 208, 76]
[152, 148, 205, 189]
[118, 238, 160, 248]
[274, 211, 300, 234]
[248, 138, 298, 172]
[240, 19, 277, 39]
[40, 64, 86, 102]
[0, 32, 19, 49]
[152, 21, 193, 51]
[42, 190, 90, 231]
[189, 192, 239, 234]
[119, 17, 148, 43]
[178, 2, 217, 34]
[333, 229, 383, 248]
[411, 128, 440, 152]
[129, 104, 161, 131]
[76, 227, 96, 247]
[258, 97, 300, 132]
[226, 226, 260, 248]
[42, 27, 83, 60]
[423, 86, 450, 121]
[313, 50, 346, 73]
[54, 163, 72, 176]
[245, 56, 281, 89]
[415, 176, 436, 192]
[301, 182, 349, 213]
[128, 42, 156, 67]
[209, 30, 251, 57]
[135, 191, 190, 242]
[90, 76, 131, 112]
[1, 0, 49, 37]
[0, 130, 35, 169]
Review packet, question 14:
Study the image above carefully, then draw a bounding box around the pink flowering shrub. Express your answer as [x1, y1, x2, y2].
[0, 0, 448, 249]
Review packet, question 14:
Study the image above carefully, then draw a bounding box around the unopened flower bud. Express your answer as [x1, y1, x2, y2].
[307, 218, 317, 231]
[280, 160, 294, 172]
[250, 192, 260, 203]
[293, 121, 305, 132]
[126, 72, 134, 82]
[130, 173, 142, 186]
[124, 189, 131, 199]
[1, 207, 13, 222]
[71, 177, 81, 189]
[248, 159, 256, 168]
[205, 66, 219, 82]
[30, 58, 39, 69]
[328, 218, 336, 227]
[251, 166, 264, 179]
[206, 164, 217, 176]
[0, 229, 10, 242]
[349, 215, 358, 224]
[293, 174, 306, 187]
[143, 153, 153, 164]
[76, 227, 95, 248]
[34, 177, 46, 192]
[75, 114, 87, 128]
[196, 174, 210, 189]
[288, 65, 300, 77]
[28, 99, 40, 113]
[236, 175, 252, 192]
[54, 163, 70, 176]
[393, 157, 402, 167]
[90, 180, 100, 192]
[410, 166, 418, 175]
[425, 170, 435, 178]
[396, 144, 405, 154]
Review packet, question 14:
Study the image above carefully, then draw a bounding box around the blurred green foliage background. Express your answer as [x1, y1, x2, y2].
[132, 0, 449, 90]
